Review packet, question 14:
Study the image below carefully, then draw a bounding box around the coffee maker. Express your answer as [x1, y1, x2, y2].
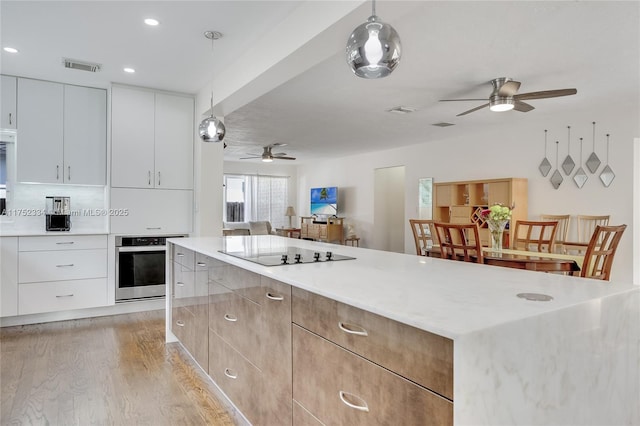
[45, 196, 71, 231]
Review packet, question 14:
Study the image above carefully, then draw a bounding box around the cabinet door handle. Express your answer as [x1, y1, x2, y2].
[224, 314, 237, 322]
[176, 282, 184, 287]
[56, 165, 60, 180]
[56, 264, 74, 268]
[55, 294, 74, 298]
[338, 322, 368, 337]
[157, 171, 161, 186]
[9, 113, 12, 125]
[67, 166, 71, 181]
[266, 292, 284, 301]
[339, 391, 369, 412]
[196, 262, 206, 267]
[176, 253, 185, 257]
[175, 320, 185, 327]
[146, 227, 161, 230]
[56, 241, 74, 245]
[148, 170, 151, 186]
[224, 368, 238, 379]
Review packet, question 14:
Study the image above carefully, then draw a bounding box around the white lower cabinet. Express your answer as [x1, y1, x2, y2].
[110, 188, 193, 235]
[0, 237, 19, 317]
[18, 279, 107, 315]
[17, 235, 108, 316]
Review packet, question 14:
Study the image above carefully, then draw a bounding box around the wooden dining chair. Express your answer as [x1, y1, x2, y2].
[540, 214, 571, 253]
[434, 222, 483, 263]
[512, 220, 558, 253]
[580, 224, 626, 281]
[577, 215, 610, 243]
[409, 219, 438, 256]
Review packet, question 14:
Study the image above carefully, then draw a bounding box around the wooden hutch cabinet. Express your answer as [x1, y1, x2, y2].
[432, 178, 528, 247]
[300, 217, 344, 244]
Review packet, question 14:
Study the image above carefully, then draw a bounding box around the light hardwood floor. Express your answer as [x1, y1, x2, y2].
[0, 310, 236, 425]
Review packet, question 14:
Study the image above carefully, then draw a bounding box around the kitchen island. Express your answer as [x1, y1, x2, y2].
[167, 235, 639, 425]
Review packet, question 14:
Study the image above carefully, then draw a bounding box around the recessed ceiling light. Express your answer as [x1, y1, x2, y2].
[144, 18, 159, 26]
[3, 47, 19, 53]
[123, 67, 136, 73]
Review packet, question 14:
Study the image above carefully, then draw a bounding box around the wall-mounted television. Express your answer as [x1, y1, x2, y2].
[310, 187, 338, 216]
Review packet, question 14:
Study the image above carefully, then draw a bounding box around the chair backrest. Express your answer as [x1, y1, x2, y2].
[409, 219, 437, 256]
[577, 215, 610, 243]
[580, 224, 626, 280]
[434, 222, 483, 263]
[540, 214, 571, 244]
[512, 220, 558, 253]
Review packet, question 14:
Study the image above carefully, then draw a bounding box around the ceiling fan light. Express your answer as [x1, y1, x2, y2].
[489, 97, 515, 112]
[262, 157, 273, 163]
[346, 15, 401, 79]
[199, 115, 226, 142]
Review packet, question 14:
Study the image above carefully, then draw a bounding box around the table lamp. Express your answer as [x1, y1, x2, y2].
[285, 206, 296, 228]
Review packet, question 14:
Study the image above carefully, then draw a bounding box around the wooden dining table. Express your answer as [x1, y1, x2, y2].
[426, 246, 583, 274]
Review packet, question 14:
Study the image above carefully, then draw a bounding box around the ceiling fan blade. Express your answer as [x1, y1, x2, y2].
[439, 98, 487, 102]
[239, 156, 261, 160]
[272, 152, 289, 156]
[497, 80, 521, 97]
[457, 103, 489, 116]
[515, 88, 577, 101]
[275, 156, 296, 160]
[513, 100, 535, 112]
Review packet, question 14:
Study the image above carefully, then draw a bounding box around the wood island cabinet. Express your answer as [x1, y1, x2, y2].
[433, 177, 527, 247]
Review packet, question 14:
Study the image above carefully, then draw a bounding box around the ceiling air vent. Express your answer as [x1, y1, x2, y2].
[432, 122, 455, 127]
[63, 58, 101, 73]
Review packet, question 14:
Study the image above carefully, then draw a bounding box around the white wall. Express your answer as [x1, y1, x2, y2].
[297, 105, 639, 283]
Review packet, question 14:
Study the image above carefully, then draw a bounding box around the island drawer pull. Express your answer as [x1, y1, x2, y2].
[176, 282, 185, 287]
[56, 294, 74, 298]
[146, 227, 161, 230]
[224, 368, 238, 379]
[339, 391, 369, 412]
[338, 322, 368, 336]
[176, 253, 185, 257]
[56, 264, 75, 268]
[55, 241, 75, 245]
[196, 262, 206, 267]
[224, 314, 237, 322]
[266, 292, 284, 301]
[176, 320, 185, 327]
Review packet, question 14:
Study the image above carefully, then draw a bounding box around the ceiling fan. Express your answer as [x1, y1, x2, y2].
[240, 143, 296, 162]
[440, 77, 577, 117]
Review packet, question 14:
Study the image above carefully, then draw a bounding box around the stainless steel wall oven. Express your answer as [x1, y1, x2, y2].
[115, 235, 184, 302]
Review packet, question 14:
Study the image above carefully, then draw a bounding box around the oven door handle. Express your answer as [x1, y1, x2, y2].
[117, 246, 166, 252]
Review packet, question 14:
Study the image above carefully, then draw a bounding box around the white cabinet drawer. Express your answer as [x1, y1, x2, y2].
[19, 249, 107, 283]
[19, 235, 107, 251]
[110, 188, 193, 235]
[18, 278, 107, 315]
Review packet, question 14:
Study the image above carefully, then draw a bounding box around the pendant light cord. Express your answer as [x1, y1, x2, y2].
[606, 134, 610, 163]
[371, 0, 376, 17]
[555, 141, 559, 167]
[567, 126, 571, 153]
[592, 121, 596, 151]
[579, 137, 583, 161]
[544, 129, 548, 155]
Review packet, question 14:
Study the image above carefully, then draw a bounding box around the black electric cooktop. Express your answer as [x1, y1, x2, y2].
[219, 247, 355, 267]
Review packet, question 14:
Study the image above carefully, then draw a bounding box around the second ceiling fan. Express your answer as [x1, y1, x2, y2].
[440, 77, 577, 116]
[240, 143, 296, 162]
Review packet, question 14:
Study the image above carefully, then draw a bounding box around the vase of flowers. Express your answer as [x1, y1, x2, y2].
[481, 204, 514, 252]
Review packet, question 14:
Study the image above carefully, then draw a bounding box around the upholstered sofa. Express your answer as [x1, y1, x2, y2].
[222, 221, 275, 236]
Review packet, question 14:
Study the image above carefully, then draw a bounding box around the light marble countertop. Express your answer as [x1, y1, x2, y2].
[169, 235, 637, 340]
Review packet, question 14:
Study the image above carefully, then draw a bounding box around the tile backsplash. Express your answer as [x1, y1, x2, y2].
[1, 183, 108, 233]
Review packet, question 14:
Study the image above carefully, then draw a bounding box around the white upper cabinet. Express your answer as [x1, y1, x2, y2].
[16, 78, 106, 185]
[64, 85, 107, 185]
[111, 86, 155, 188]
[17, 78, 64, 183]
[155, 93, 194, 190]
[111, 86, 194, 190]
[1, 75, 17, 129]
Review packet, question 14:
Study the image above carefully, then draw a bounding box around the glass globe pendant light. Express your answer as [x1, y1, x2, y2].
[199, 31, 226, 143]
[346, 0, 401, 78]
